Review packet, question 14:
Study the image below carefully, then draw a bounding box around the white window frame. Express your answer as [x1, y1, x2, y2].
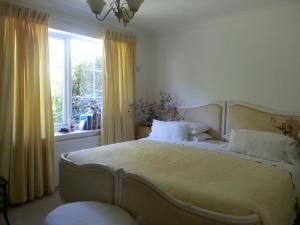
[48, 29, 102, 128]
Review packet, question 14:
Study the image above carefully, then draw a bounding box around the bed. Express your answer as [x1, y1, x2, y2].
[59, 101, 300, 225]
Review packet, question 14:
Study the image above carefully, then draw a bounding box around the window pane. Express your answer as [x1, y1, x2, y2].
[49, 37, 65, 124]
[71, 38, 103, 124]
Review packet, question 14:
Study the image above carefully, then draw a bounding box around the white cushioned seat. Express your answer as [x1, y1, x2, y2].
[43, 201, 138, 225]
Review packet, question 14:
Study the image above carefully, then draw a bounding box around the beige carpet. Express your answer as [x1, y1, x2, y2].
[0, 192, 62, 225]
[2, 192, 299, 225]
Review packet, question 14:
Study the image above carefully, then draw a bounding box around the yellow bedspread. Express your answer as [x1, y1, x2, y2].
[67, 140, 296, 225]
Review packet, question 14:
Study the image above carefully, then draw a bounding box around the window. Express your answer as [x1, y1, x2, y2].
[49, 29, 103, 127]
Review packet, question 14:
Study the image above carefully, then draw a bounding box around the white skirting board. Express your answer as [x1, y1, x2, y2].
[55, 135, 101, 186]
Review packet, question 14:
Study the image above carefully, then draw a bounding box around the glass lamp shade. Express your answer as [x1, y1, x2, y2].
[87, 0, 106, 14]
[126, 0, 144, 12]
[122, 8, 134, 23]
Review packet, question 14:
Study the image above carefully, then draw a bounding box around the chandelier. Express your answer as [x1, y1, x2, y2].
[87, 0, 144, 27]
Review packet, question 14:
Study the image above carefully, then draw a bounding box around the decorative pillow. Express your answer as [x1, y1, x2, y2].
[189, 133, 213, 142]
[160, 121, 209, 134]
[184, 122, 210, 135]
[149, 120, 189, 141]
[228, 129, 297, 162]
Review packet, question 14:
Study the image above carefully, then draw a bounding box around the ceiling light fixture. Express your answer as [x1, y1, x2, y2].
[87, 0, 144, 27]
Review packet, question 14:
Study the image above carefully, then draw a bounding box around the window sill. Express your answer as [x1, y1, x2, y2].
[55, 129, 101, 142]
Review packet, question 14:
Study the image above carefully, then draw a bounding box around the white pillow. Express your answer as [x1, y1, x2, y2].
[283, 145, 300, 165]
[228, 129, 297, 162]
[189, 133, 213, 142]
[149, 120, 189, 141]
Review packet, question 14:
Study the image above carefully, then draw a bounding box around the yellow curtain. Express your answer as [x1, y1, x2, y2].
[101, 31, 136, 145]
[0, 2, 55, 203]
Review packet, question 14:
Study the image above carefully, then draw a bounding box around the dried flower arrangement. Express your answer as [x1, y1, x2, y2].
[270, 115, 300, 145]
[129, 91, 183, 127]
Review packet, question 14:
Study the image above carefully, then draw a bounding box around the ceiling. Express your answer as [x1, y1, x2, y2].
[15, 0, 293, 32]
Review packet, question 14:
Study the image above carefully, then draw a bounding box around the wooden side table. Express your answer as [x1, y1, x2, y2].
[0, 177, 10, 225]
[135, 125, 151, 140]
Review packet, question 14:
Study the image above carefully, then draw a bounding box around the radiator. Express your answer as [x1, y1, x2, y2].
[55, 135, 101, 186]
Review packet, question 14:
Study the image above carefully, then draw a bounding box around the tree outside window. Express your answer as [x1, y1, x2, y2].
[49, 29, 103, 128]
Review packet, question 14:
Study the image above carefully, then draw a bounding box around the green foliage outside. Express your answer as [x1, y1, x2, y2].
[52, 57, 102, 125]
[52, 96, 63, 124]
[71, 57, 102, 124]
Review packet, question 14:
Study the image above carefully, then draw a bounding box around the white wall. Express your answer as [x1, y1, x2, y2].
[153, 1, 300, 112]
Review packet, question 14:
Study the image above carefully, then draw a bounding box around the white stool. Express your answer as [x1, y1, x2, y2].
[43, 201, 138, 225]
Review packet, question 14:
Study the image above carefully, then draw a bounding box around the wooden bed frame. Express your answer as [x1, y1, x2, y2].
[59, 155, 118, 204]
[60, 154, 260, 225]
[59, 101, 300, 225]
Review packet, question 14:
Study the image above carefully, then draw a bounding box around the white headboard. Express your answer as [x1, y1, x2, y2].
[167, 101, 300, 142]
[226, 101, 300, 144]
[178, 102, 225, 140]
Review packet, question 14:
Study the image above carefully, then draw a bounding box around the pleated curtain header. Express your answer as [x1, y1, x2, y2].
[0, 1, 49, 24]
[105, 31, 136, 44]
